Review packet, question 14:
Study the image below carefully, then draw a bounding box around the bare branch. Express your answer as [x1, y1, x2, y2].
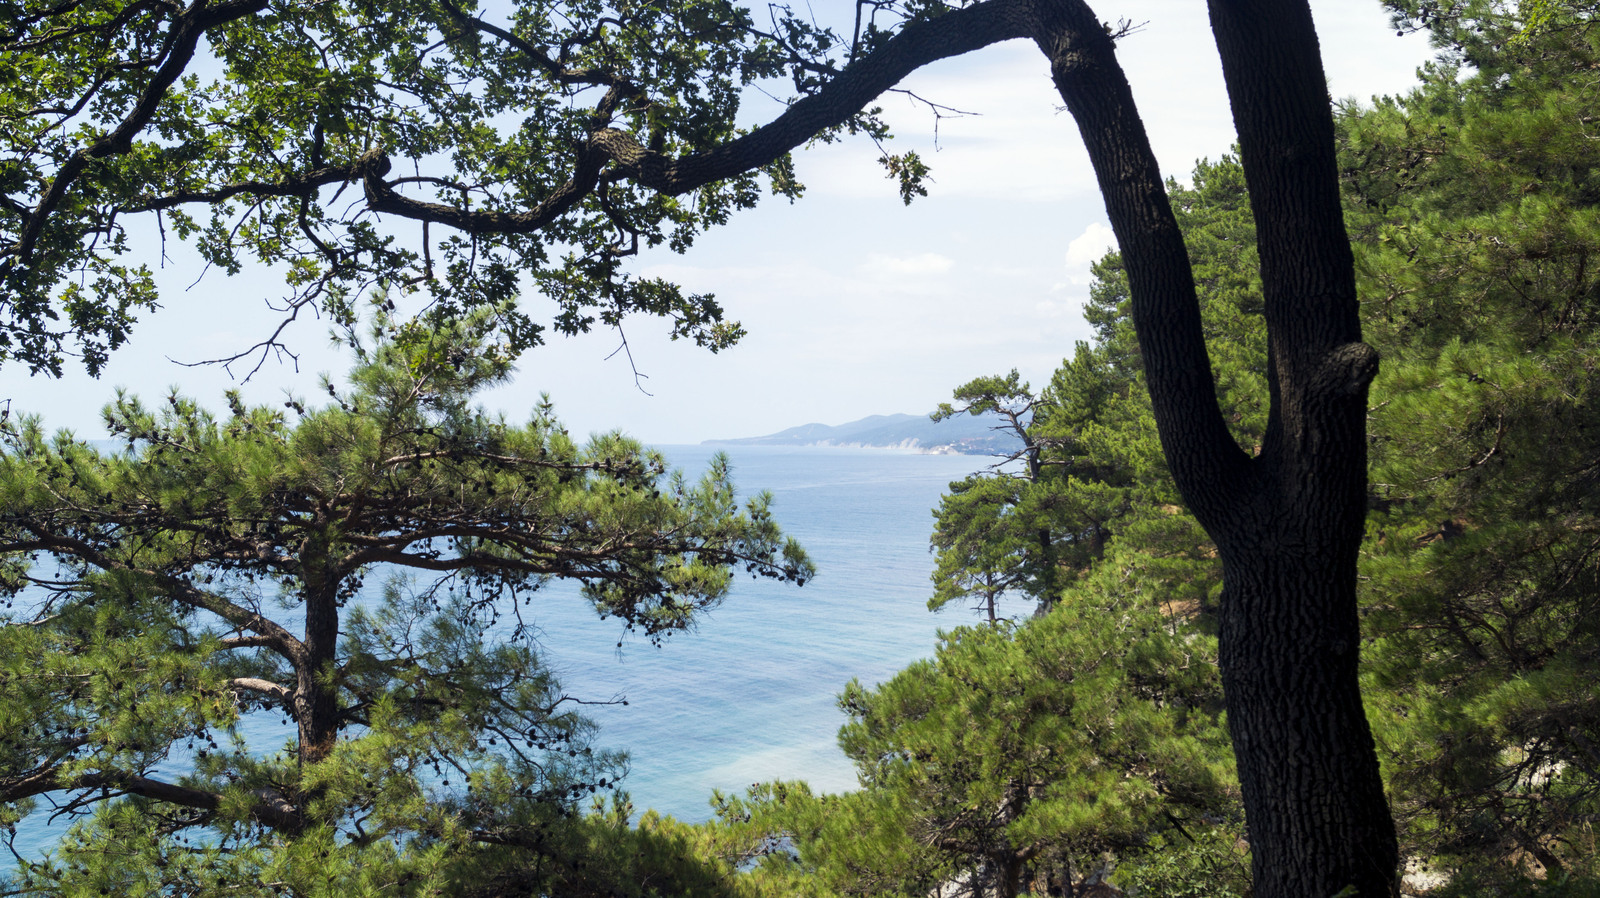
[3, 768, 303, 832]
[229, 676, 292, 704]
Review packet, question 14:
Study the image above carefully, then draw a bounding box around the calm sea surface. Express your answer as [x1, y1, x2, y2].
[552, 445, 979, 820]
[10, 446, 980, 857]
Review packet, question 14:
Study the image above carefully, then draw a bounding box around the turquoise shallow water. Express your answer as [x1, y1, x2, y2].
[547, 445, 980, 821]
[7, 445, 979, 855]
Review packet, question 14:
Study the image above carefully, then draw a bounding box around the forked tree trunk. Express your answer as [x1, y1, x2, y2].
[1030, 0, 1400, 894]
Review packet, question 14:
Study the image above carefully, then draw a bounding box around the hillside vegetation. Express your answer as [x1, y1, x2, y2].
[4, 1, 1598, 895]
[685, 5, 1600, 895]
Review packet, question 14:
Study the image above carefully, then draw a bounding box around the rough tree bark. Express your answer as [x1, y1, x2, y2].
[1036, 1, 1399, 894]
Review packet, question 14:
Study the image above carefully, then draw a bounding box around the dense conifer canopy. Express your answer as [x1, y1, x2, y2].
[0, 316, 811, 895]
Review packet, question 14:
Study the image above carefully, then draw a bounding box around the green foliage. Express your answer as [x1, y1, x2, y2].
[708, 532, 1239, 897]
[0, 0, 909, 374]
[698, 8, 1600, 894]
[1386, 0, 1599, 77]
[0, 312, 811, 894]
[913, 13, 1600, 889]
[1341, 8, 1600, 880]
[710, 782, 933, 898]
[757, 153, 1267, 895]
[10, 0, 1600, 891]
[1109, 824, 1252, 898]
[444, 796, 765, 898]
[928, 157, 1267, 627]
[880, 151, 931, 205]
[928, 369, 1085, 620]
[1427, 861, 1600, 898]
[927, 470, 1041, 620]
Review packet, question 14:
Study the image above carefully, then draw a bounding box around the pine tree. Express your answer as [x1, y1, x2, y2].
[707, 157, 1285, 898]
[711, 558, 1239, 898]
[928, 365, 1129, 622]
[1342, 2, 1600, 883]
[0, 313, 812, 895]
[0, 0, 1450, 884]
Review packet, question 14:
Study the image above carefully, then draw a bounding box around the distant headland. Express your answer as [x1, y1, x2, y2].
[703, 413, 1012, 455]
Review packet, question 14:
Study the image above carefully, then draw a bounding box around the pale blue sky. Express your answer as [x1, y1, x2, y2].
[0, 1, 1436, 445]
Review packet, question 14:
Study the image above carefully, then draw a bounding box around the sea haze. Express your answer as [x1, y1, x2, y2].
[704, 412, 1013, 455]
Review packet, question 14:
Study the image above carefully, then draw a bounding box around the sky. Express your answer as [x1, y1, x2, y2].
[0, 1, 1440, 446]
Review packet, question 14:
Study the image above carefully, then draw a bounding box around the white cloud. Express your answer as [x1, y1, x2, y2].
[1065, 222, 1118, 268]
[860, 252, 956, 278]
[1034, 299, 1081, 318]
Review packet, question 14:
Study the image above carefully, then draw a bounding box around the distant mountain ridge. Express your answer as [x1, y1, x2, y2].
[704, 412, 1015, 455]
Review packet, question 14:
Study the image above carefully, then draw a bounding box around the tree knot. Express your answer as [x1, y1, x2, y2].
[356, 148, 393, 203]
[1315, 342, 1380, 397]
[356, 147, 392, 178]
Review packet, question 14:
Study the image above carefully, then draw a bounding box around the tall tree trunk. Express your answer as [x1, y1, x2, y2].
[1204, 3, 1397, 894]
[295, 605, 341, 767]
[1218, 547, 1396, 895]
[295, 550, 342, 767]
[1031, 0, 1399, 893]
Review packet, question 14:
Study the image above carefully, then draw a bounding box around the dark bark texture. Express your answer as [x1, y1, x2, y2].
[1035, 1, 1397, 894]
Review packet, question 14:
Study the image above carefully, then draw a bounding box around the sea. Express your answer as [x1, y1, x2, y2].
[537, 445, 982, 819]
[8, 445, 983, 857]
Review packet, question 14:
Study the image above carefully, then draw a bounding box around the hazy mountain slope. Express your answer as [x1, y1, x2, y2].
[706, 413, 1014, 455]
